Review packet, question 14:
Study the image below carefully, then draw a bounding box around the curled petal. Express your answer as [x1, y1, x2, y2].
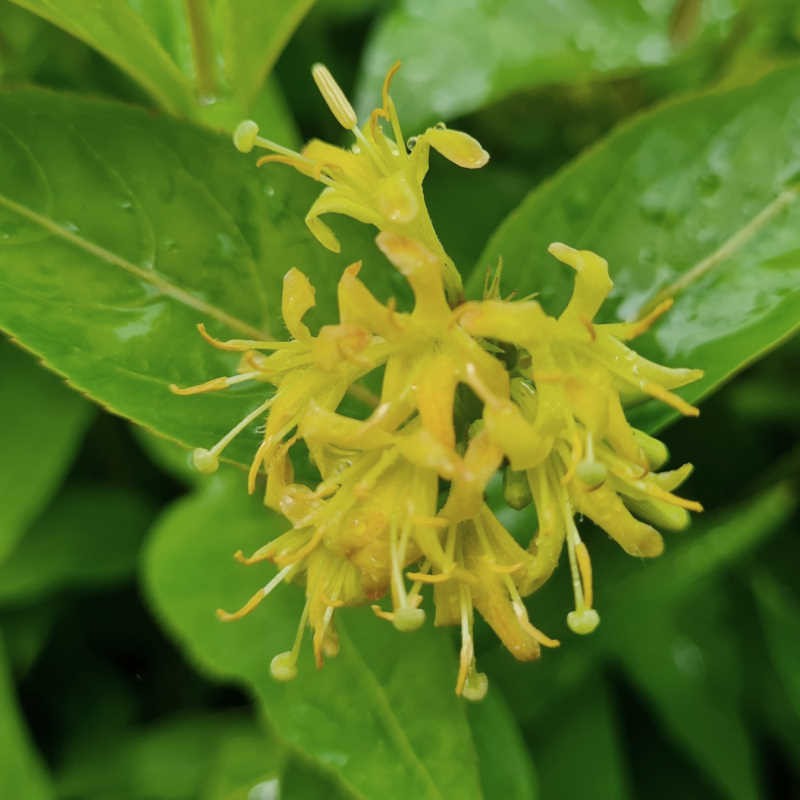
[421, 127, 489, 169]
[282, 268, 316, 340]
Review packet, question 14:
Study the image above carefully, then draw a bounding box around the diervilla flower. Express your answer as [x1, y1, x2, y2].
[232, 62, 487, 303]
[171, 63, 704, 698]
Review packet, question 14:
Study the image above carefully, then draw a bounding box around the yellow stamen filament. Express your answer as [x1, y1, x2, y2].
[189, 397, 273, 474]
[575, 541, 594, 609]
[640, 380, 699, 417]
[217, 564, 294, 621]
[270, 599, 310, 682]
[560, 425, 584, 485]
[196, 322, 293, 352]
[169, 370, 261, 396]
[636, 482, 703, 512]
[455, 582, 474, 696]
[503, 576, 560, 647]
[562, 504, 600, 635]
[603, 298, 674, 341]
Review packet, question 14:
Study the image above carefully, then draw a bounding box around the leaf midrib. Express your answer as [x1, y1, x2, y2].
[337, 625, 455, 800]
[0, 192, 266, 339]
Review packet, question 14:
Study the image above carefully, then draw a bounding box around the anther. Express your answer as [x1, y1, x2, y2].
[576, 459, 607, 488]
[270, 651, 298, 681]
[311, 63, 358, 130]
[462, 670, 489, 702]
[233, 120, 260, 153]
[567, 608, 600, 635]
[392, 606, 426, 632]
[193, 448, 219, 474]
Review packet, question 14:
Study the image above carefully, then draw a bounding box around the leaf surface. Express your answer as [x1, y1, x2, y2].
[0, 486, 155, 604]
[0, 337, 91, 561]
[0, 89, 385, 468]
[356, 0, 742, 131]
[8, 0, 313, 127]
[472, 65, 800, 430]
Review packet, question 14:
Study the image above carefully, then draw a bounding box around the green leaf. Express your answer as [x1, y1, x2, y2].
[144, 472, 483, 800]
[201, 723, 287, 800]
[215, 0, 315, 120]
[613, 590, 761, 800]
[57, 712, 281, 800]
[0, 337, 91, 562]
[529, 677, 632, 800]
[0, 88, 388, 469]
[356, 0, 742, 131]
[751, 570, 800, 718]
[0, 633, 52, 800]
[1, 604, 57, 677]
[8, 0, 313, 127]
[8, 0, 196, 115]
[0, 485, 155, 605]
[466, 690, 538, 800]
[472, 65, 800, 431]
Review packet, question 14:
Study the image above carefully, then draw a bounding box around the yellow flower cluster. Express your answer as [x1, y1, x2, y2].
[173, 64, 702, 699]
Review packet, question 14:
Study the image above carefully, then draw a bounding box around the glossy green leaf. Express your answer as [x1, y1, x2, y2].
[0, 88, 387, 469]
[144, 472, 483, 800]
[8, 0, 195, 114]
[472, 65, 800, 431]
[0, 337, 91, 562]
[215, 0, 315, 120]
[8, 0, 313, 127]
[0, 633, 52, 800]
[0, 485, 155, 605]
[356, 0, 742, 131]
[466, 690, 538, 800]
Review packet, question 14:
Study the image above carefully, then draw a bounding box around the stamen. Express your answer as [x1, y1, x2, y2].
[560, 424, 584, 485]
[311, 63, 358, 130]
[455, 583, 474, 696]
[574, 431, 607, 489]
[169, 370, 261, 396]
[270, 598, 310, 682]
[216, 564, 294, 621]
[196, 322, 291, 352]
[575, 541, 594, 609]
[503, 576, 560, 647]
[602, 298, 674, 341]
[233, 119, 310, 160]
[190, 397, 273, 474]
[562, 504, 600, 635]
[639, 380, 699, 417]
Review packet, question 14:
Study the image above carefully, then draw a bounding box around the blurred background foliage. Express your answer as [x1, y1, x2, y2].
[0, 0, 799, 798]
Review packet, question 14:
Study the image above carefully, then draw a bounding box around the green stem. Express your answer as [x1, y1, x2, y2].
[184, 0, 216, 100]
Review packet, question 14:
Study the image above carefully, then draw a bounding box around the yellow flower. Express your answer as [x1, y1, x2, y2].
[232, 63, 488, 303]
[216, 446, 439, 680]
[457, 243, 703, 633]
[172, 62, 706, 697]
